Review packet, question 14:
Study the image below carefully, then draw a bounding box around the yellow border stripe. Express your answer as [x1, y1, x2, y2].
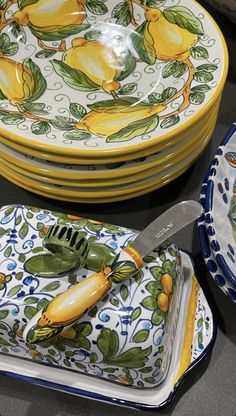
[174, 276, 200, 383]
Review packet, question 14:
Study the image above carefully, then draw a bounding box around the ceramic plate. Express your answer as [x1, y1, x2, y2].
[203, 123, 236, 288]
[0, 118, 217, 187]
[0, 128, 213, 199]
[0, 0, 227, 159]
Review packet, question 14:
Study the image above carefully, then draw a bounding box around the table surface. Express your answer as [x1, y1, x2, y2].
[0, 2, 236, 415]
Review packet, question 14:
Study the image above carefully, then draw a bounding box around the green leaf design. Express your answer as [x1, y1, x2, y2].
[131, 22, 156, 65]
[160, 115, 180, 129]
[7, 285, 22, 297]
[69, 103, 87, 119]
[118, 83, 138, 95]
[191, 84, 211, 93]
[144, 376, 156, 384]
[23, 102, 48, 114]
[4, 207, 14, 216]
[84, 30, 102, 41]
[143, 255, 156, 263]
[51, 60, 99, 92]
[41, 281, 61, 292]
[151, 310, 164, 325]
[163, 6, 204, 36]
[19, 0, 38, 8]
[133, 330, 149, 343]
[1, 115, 25, 125]
[143, 0, 165, 6]
[148, 93, 164, 104]
[189, 91, 205, 105]
[24, 305, 38, 320]
[50, 115, 76, 131]
[131, 306, 141, 322]
[2, 42, 19, 56]
[90, 352, 98, 363]
[18, 253, 26, 262]
[198, 332, 203, 345]
[19, 223, 29, 239]
[163, 61, 188, 78]
[0, 0, 7, 10]
[162, 87, 177, 101]
[88, 97, 146, 112]
[16, 215, 22, 225]
[87, 222, 103, 232]
[112, 260, 137, 283]
[163, 259, 174, 274]
[10, 22, 27, 44]
[4, 246, 12, 258]
[107, 114, 159, 143]
[142, 296, 156, 310]
[146, 281, 161, 295]
[37, 298, 49, 311]
[23, 58, 47, 102]
[35, 50, 57, 59]
[120, 284, 129, 301]
[86, 0, 108, 14]
[0, 310, 9, 319]
[150, 266, 163, 281]
[97, 328, 119, 362]
[196, 64, 217, 72]
[24, 297, 38, 304]
[112, 2, 131, 26]
[0, 337, 11, 346]
[31, 121, 51, 135]
[110, 298, 120, 307]
[0, 227, 5, 237]
[29, 23, 91, 41]
[63, 130, 91, 140]
[191, 46, 209, 60]
[197, 317, 203, 328]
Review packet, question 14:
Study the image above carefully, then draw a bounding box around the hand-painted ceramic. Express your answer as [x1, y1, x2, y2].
[0, 0, 228, 160]
[203, 123, 236, 288]
[0, 116, 217, 188]
[0, 125, 214, 200]
[0, 205, 215, 407]
[204, 0, 236, 23]
[198, 164, 236, 302]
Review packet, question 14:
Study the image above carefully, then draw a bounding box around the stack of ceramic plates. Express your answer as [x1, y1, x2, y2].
[198, 123, 236, 302]
[0, 0, 228, 203]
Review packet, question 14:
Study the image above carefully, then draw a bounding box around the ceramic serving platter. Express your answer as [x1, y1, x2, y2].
[0, 118, 217, 188]
[0, 128, 213, 199]
[0, 204, 215, 409]
[0, 0, 227, 159]
[203, 123, 236, 289]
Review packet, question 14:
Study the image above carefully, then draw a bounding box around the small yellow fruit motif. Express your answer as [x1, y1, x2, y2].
[16, 330, 23, 338]
[61, 327, 77, 339]
[161, 274, 173, 295]
[13, 0, 86, 29]
[75, 103, 166, 138]
[118, 374, 130, 384]
[0, 56, 34, 105]
[37, 266, 112, 328]
[144, 9, 198, 61]
[63, 38, 123, 93]
[29, 349, 39, 358]
[0, 273, 6, 283]
[157, 292, 169, 313]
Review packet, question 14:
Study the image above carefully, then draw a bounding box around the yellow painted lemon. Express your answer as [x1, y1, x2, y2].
[157, 292, 169, 313]
[0, 55, 34, 105]
[63, 38, 122, 94]
[13, 0, 86, 29]
[144, 8, 198, 61]
[161, 274, 173, 295]
[75, 103, 166, 138]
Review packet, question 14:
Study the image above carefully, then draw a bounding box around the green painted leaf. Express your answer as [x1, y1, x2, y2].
[86, 0, 108, 14]
[161, 115, 180, 129]
[0, 0, 7, 10]
[69, 103, 87, 119]
[24, 297, 38, 305]
[150, 266, 163, 281]
[190, 91, 205, 105]
[63, 130, 91, 140]
[4, 246, 12, 258]
[151, 309, 164, 325]
[0, 337, 11, 346]
[146, 281, 161, 295]
[131, 22, 156, 65]
[134, 270, 142, 284]
[90, 352, 98, 363]
[15, 272, 23, 280]
[110, 298, 120, 307]
[194, 71, 213, 83]
[159, 250, 166, 262]
[4, 207, 14, 216]
[87, 222, 103, 232]
[35, 50, 57, 59]
[103, 367, 117, 373]
[107, 114, 159, 142]
[1, 115, 25, 125]
[118, 83, 137, 95]
[144, 376, 156, 384]
[163, 61, 187, 78]
[163, 259, 174, 274]
[88, 306, 98, 317]
[23, 58, 47, 102]
[31, 121, 51, 135]
[0, 323, 8, 330]
[97, 328, 119, 362]
[7, 285, 22, 297]
[148, 93, 163, 104]
[0, 33, 10, 54]
[198, 332, 203, 345]
[197, 317, 203, 328]
[41, 281, 61, 292]
[51, 60, 99, 92]
[133, 330, 149, 343]
[76, 322, 92, 337]
[37, 298, 49, 311]
[19, 0, 38, 8]
[144, 0, 165, 6]
[88, 97, 145, 112]
[18, 253, 26, 262]
[163, 6, 204, 36]
[16, 215, 22, 225]
[191, 46, 209, 60]
[74, 361, 86, 370]
[112, 2, 131, 26]
[143, 255, 156, 263]
[29, 23, 90, 41]
[142, 296, 156, 310]
[10, 22, 26, 43]
[23, 102, 48, 114]
[84, 30, 102, 41]
[162, 87, 177, 101]
[105, 345, 152, 368]
[3, 42, 19, 56]
[0, 310, 9, 319]
[139, 366, 153, 373]
[50, 115, 76, 131]
[0, 227, 5, 237]
[120, 284, 129, 301]
[191, 84, 211, 93]
[131, 306, 141, 322]
[205, 321, 209, 330]
[112, 260, 137, 283]
[196, 64, 217, 72]
[24, 305, 38, 320]
[154, 357, 162, 368]
[19, 223, 29, 239]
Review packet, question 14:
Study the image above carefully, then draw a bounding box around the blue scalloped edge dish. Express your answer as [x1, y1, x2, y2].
[200, 123, 236, 296]
[0, 249, 216, 411]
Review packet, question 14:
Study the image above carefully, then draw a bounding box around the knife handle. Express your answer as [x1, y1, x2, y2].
[23, 246, 144, 344]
